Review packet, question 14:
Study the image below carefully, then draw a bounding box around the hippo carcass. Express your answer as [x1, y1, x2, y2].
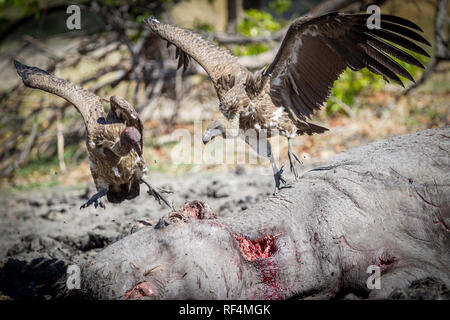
[63, 127, 450, 299]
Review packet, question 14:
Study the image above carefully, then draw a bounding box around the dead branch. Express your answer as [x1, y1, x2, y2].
[56, 108, 66, 173]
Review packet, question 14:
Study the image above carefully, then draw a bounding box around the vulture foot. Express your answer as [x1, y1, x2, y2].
[141, 180, 172, 208]
[273, 165, 287, 195]
[80, 188, 107, 210]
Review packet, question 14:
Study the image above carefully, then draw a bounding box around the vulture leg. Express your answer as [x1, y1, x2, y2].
[270, 153, 286, 195]
[288, 138, 303, 180]
[80, 188, 107, 210]
[141, 179, 172, 208]
[265, 141, 287, 194]
[243, 134, 287, 194]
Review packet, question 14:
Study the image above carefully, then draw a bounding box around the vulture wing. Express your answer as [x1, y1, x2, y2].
[109, 95, 144, 148]
[265, 12, 431, 121]
[144, 17, 245, 93]
[14, 60, 105, 133]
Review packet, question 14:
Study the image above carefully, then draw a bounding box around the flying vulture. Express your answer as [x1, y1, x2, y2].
[14, 61, 171, 209]
[146, 12, 430, 193]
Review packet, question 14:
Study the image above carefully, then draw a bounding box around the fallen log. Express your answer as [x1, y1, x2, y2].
[62, 127, 450, 299]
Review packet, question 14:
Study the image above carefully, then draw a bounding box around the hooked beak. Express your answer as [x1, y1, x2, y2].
[132, 142, 142, 156]
[202, 129, 221, 145]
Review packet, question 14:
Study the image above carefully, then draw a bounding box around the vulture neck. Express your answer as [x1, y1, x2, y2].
[111, 139, 132, 158]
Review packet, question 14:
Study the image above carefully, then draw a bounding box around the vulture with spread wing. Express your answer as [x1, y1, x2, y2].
[145, 12, 430, 193]
[14, 61, 171, 209]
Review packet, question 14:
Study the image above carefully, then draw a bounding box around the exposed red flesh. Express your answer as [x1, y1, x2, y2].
[233, 234, 278, 261]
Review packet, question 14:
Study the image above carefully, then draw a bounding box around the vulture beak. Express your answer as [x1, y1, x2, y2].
[202, 133, 211, 145]
[132, 142, 142, 156]
[202, 129, 221, 145]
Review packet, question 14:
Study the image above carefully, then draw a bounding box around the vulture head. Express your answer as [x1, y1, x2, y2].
[121, 127, 142, 156]
[202, 120, 226, 144]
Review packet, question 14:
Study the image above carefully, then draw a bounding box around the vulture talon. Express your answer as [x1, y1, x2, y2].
[142, 179, 172, 208]
[80, 189, 107, 210]
[94, 200, 106, 209]
[147, 188, 171, 208]
[273, 165, 287, 195]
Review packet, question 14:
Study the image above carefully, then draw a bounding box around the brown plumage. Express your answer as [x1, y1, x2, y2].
[145, 12, 430, 192]
[14, 60, 171, 209]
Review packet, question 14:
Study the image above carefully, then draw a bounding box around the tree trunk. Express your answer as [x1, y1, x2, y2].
[63, 127, 450, 299]
[226, 0, 243, 33]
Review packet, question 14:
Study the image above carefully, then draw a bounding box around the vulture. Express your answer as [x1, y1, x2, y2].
[14, 60, 171, 209]
[145, 12, 431, 193]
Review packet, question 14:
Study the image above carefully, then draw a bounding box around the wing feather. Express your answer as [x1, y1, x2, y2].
[266, 13, 430, 121]
[145, 17, 244, 91]
[14, 60, 105, 133]
[362, 33, 425, 68]
[358, 27, 430, 57]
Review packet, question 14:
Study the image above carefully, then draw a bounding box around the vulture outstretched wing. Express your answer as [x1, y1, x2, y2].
[109, 95, 144, 148]
[14, 60, 105, 132]
[265, 13, 431, 121]
[144, 17, 244, 92]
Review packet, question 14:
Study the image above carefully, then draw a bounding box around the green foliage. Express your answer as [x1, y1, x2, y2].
[193, 21, 214, 33]
[14, 143, 80, 178]
[237, 9, 281, 37]
[268, 0, 291, 15]
[233, 8, 281, 56]
[0, 0, 41, 18]
[14, 155, 59, 178]
[100, 0, 126, 6]
[327, 47, 429, 116]
[232, 43, 269, 56]
[327, 68, 384, 115]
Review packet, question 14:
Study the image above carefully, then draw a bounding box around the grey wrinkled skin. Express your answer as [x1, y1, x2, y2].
[63, 127, 450, 299]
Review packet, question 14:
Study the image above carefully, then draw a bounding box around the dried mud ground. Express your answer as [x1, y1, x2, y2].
[1, 164, 449, 300]
[0, 166, 276, 299]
